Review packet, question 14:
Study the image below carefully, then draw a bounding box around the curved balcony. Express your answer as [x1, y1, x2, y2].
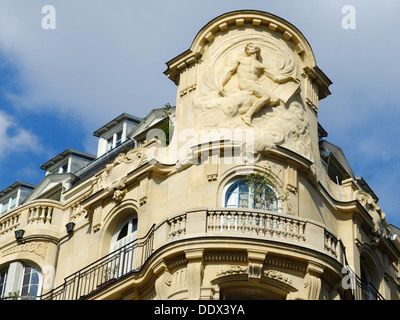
[7, 207, 382, 300]
[162, 208, 344, 265]
[0, 199, 65, 241]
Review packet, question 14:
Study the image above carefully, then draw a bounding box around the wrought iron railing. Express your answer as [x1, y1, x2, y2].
[339, 240, 384, 300]
[40, 224, 155, 300]
[347, 268, 384, 300]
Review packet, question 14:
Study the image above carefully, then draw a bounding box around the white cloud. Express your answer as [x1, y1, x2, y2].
[0, 110, 44, 158]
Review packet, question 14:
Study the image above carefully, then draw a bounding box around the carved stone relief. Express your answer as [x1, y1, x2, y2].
[193, 31, 313, 161]
[216, 264, 293, 286]
[354, 190, 382, 216]
[154, 269, 172, 300]
[95, 147, 148, 192]
[2, 241, 48, 260]
[70, 204, 87, 222]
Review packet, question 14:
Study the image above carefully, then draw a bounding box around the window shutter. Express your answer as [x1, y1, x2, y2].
[4, 262, 24, 297]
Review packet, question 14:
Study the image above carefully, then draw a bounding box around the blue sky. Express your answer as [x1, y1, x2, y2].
[0, 1, 399, 226]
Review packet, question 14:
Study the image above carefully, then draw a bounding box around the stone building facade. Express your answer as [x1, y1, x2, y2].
[0, 10, 399, 300]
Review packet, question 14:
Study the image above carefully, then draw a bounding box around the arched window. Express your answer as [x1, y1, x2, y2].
[111, 217, 138, 252]
[0, 262, 42, 300]
[360, 260, 380, 300]
[223, 179, 281, 212]
[108, 216, 138, 278]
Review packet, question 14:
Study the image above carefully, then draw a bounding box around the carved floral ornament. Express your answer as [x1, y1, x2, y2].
[217, 264, 292, 285]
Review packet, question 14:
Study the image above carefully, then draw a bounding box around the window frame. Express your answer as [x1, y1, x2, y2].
[0, 262, 43, 300]
[1, 193, 18, 215]
[222, 178, 281, 212]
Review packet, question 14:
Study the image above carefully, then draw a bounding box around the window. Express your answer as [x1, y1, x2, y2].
[1, 200, 8, 214]
[61, 163, 68, 173]
[20, 266, 40, 297]
[0, 262, 42, 299]
[1, 194, 18, 215]
[0, 269, 7, 298]
[106, 136, 113, 152]
[109, 217, 138, 276]
[9, 196, 17, 210]
[224, 179, 280, 212]
[115, 131, 122, 147]
[111, 217, 138, 251]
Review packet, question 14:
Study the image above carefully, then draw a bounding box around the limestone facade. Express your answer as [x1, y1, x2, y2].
[0, 10, 399, 300]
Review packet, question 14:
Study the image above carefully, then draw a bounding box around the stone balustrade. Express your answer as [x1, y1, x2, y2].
[207, 209, 306, 242]
[0, 211, 21, 236]
[324, 230, 339, 258]
[168, 214, 186, 240]
[0, 201, 63, 240]
[27, 206, 54, 225]
[162, 208, 345, 265]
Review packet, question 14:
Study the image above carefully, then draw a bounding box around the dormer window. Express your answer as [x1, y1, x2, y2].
[41, 149, 95, 177]
[93, 113, 141, 158]
[105, 131, 123, 153]
[0, 181, 35, 215]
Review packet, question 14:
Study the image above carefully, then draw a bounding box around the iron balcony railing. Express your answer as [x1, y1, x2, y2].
[338, 240, 384, 300]
[347, 268, 384, 300]
[40, 224, 155, 300]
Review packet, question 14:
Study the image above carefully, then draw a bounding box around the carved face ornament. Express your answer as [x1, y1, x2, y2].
[245, 43, 260, 56]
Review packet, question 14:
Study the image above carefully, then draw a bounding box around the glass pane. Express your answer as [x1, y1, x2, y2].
[10, 196, 17, 209]
[31, 272, 39, 285]
[0, 269, 7, 297]
[1, 201, 8, 214]
[23, 271, 31, 285]
[238, 192, 248, 208]
[21, 285, 29, 296]
[29, 284, 38, 297]
[131, 219, 138, 233]
[106, 137, 113, 151]
[117, 222, 129, 241]
[225, 181, 250, 208]
[116, 132, 122, 147]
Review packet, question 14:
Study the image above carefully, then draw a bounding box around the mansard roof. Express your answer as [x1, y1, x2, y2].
[40, 148, 96, 171]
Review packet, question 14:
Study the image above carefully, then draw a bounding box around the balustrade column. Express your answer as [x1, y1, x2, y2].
[207, 211, 215, 233]
[299, 222, 306, 241]
[272, 216, 278, 237]
[251, 213, 258, 235]
[237, 212, 244, 233]
[222, 211, 228, 233]
[293, 220, 299, 239]
[244, 212, 251, 235]
[215, 211, 221, 233]
[286, 219, 293, 239]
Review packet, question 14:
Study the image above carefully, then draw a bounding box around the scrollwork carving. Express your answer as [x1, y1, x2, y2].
[2, 242, 48, 260]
